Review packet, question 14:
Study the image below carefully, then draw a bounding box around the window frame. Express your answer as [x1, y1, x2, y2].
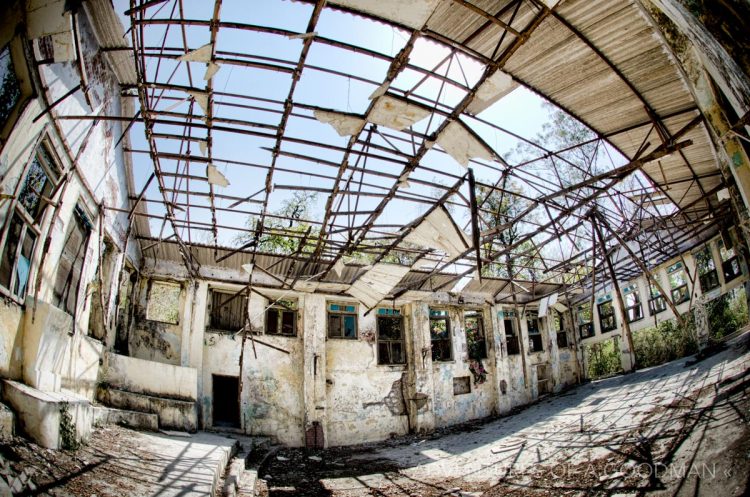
[207, 288, 249, 334]
[265, 298, 297, 337]
[623, 286, 643, 323]
[327, 302, 358, 339]
[0, 141, 61, 303]
[597, 299, 617, 333]
[145, 280, 182, 325]
[376, 308, 405, 365]
[464, 310, 487, 360]
[0, 27, 35, 143]
[52, 203, 93, 316]
[429, 309, 453, 362]
[501, 311, 521, 355]
[526, 313, 543, 353]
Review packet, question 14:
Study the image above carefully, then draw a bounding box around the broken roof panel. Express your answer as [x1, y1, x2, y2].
[404, 206, 471, 259]
[347, 263, 411, 309]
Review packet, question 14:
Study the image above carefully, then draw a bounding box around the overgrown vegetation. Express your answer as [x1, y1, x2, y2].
[632, 287, 748, 369]
[633, 316, 698, 369]
[585, 338, 621, 379]
[59, 402, 79, 451]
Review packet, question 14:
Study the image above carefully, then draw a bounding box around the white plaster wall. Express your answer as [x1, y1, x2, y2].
[103, 351, 197, 400]
[325, 302, 409, 446]
[429, 306, 497, 428]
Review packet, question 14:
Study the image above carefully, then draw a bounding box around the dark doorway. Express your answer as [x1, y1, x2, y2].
[212, 375, 240, 428]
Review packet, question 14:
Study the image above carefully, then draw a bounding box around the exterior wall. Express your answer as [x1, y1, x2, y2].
[324, 298, 409, 446]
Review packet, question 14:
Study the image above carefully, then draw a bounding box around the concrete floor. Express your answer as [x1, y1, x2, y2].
[261, 332, 750, 496]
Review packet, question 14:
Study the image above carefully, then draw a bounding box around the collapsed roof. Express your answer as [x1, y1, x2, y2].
[94, 0, 733, 307]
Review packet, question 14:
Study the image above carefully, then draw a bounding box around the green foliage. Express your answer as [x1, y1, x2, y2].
[707, 287, 749, 340]
[585, 338, 621, 379]
[235, 191, 320, 255]
[59, 402, 80, 451]
[633, 316, 697, 369]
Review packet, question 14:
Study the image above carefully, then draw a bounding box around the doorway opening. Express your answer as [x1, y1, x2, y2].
[212, 375, 240, 428]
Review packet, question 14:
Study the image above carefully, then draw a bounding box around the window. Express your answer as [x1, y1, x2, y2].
[718, 239, 742, 282]
[376, 308, 405, 365]
[429, 309, 452, 361]
[0, 145, 60, 300]
[527, 313, 543, 352]
[553, 311, 569, 348]
[208, 289, 248, 333]
[266, 299, 297, 336]
[327, 302, 357, 339]
[465, 311, 487, 360]
[695, 247, 720, 292]
[648, 280, 667, 315]
[623, 286, 643, 323]
[0, 43, 22, 130]
[667, 263, 689, 304]
[598, 299, 616, 332]
[502, 311, 521, 355]
[53, 205, 92, 315]
[453, 376, 471, 395]
[577, 303, 594, 339]
[145, 281, 181, 324]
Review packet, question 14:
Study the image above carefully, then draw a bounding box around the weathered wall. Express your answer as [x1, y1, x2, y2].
[103, 352, 197, 400]
[128, 277, 187, 365]
[324, 299, 409, 446]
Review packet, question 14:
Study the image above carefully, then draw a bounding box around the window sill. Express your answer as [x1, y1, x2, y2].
[377, 364, 407, 370]
[326, 336, 359, 340]
[265, 333, 298, 338]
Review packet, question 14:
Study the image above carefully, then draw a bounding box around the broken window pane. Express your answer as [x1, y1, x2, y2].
[146, 281, 181, 324]
[598, 300, 616, 332]
[53, 205, 92, 315]
[377, 312, 405, 365]
[266, 299, 297, 336]
[327, 302, 358, 339]
[429, 309, 452, 361]
[0, 44, 21, 128]
[18, 148, 57, 221]
[208, 289, 248, 333]
[465, 312, 487, 360]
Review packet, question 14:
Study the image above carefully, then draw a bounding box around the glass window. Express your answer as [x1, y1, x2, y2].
[145, 281, 181, 324]
[527, 313, 543, 352]
[667, 263, 689, 304]
[208, 289, 248, 333]
[577, 303, 594, 339]
[0, 145, 59, 300]
[598, 300, 616, 332]
[327, 302, 357, 339]
[429, 309, 452, 361]
[377, 308, 404, 365]
[0, 44, 22, 128]
[623, 286, 643, 323]
[266, 299, 297, 336]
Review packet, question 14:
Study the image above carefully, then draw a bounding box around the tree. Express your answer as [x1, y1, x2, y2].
[234, 191, 319, 254]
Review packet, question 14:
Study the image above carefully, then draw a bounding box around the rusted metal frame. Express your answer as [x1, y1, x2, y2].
[450, 0, 523, 38]
[248, 0, 328, 264]
[134, 19, 473, 93]
[353, 173, 468, 275]
[644, 108, 709, 213]
[130, 0, 198, 276]
[201, 0, 223, 256]
[140, 47, 296, 74]
[401, 141, 694, 299]
[128, 172, 156, 219]
[148, 0, 181, 109]
[489, 0, 524, 60]
[32, 84, 83, 123]
[594, 211, 686, 327]
[327, 8, 554, 282]
[328, 127, 374, 235]
[590, 213, 636, 369]
[304, 31, 422, 274]
[281, 226, 313, 280]
[124, 0, 169, 16]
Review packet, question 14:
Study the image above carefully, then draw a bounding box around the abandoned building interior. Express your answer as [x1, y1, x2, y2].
[0, 0, 749, 495]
